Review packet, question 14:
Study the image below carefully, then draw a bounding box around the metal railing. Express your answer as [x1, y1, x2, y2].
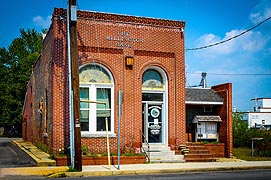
[141, 133, 150, 163]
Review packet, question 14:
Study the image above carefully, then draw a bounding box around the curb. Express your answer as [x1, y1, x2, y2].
[2, 163, 271, 178]
[12, 140, 56, 166]
[58, 164, 271, 178]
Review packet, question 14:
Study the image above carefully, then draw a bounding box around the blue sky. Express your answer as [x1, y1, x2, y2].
[0, 0, 270, 111]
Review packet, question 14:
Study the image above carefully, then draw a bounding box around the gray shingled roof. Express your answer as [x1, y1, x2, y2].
[186, 88, 224, 104]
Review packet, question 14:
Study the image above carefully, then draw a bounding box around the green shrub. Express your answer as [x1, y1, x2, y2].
[37, 142, 48, 153]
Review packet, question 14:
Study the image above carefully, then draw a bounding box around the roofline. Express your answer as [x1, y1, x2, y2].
[53, 8, 185, 29]
[185, 87, 211, 89]
[240, 112, 271, 114]
[186, 101, 223, 105]
[251, 98, 271, 100]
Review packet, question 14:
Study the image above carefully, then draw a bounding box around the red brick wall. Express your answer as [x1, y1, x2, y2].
[50, 13, 70, 153]
[23, 8, 186, 154]
[212, 83, 233, 157]
[74, 9, 186, 153]
[22, 78, 33, 142]
[204, 143, 225, 157]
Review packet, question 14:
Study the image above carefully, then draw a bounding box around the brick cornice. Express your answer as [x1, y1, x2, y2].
[53, 8, 185, 29]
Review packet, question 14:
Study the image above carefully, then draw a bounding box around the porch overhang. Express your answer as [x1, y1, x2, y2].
[186, 101, 223, 105]
[192, 115, 222, 123]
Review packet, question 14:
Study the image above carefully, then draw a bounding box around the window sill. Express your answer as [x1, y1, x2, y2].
[81, 133, 116, 138]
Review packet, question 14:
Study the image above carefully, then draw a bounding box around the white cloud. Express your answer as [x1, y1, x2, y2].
[250, 0, 271, 24]
[186, 21, 270, 92]
[193, 29, 267, 60]
[186, 0, 271, 111]
[32, 15, 51, 29]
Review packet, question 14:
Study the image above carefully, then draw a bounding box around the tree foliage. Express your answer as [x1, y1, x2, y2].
[0, 28, 42, 130]
[233, 112, 249, 147]
[233, 112, 271, 157]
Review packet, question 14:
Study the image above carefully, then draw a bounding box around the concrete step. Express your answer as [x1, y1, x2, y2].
[150, 154, 184, 160]
[142, 145, 171, 152]
[149, 150, 175, 156]
[142, 145, 185, 163]
[150, 154, 185, 163]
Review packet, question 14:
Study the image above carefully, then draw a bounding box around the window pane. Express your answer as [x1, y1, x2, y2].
[80, 110, 89, 131]
[79, 65, 111, 83]
[97, 110, 111, 117]
[142, 93, 163, 101]
[97, 88, 111, 109]
[97, 115, 111, 131]
[207, 122, 217, 133]
[142, 69, 164, 90]
[80, 88, 89, 108]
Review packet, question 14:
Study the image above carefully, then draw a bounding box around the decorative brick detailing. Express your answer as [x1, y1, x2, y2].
[134, 50, 175, 58]
[53, 8, 185, 29]
[78, 46, 123, 54]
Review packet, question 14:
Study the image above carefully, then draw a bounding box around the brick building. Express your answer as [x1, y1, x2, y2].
[22, 8, 232, 162]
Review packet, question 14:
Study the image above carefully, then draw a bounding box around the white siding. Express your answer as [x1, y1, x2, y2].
[247, 112, 271, 128]
[262, 99, 271, 109]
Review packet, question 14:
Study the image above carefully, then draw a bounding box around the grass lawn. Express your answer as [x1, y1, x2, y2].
[233, 147, 271, 161]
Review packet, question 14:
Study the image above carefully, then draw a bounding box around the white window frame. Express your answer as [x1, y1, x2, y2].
[79, 64, 115, 137]
[142, 66, 168, 146]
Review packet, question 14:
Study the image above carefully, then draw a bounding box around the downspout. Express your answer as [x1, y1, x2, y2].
[174, 53, 176, 147]
[67, 5, 75, 168]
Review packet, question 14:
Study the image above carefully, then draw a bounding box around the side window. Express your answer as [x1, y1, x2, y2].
[79, 64, 114, 134]
[80, 87, 90, 131]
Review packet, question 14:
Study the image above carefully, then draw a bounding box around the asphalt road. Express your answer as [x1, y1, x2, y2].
[0, 137, 36, 168]
[2, 170, 271, 180]
[54, 170, 271, 180]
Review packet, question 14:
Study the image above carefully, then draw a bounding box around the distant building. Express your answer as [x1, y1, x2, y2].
[186, 88, 223, 142]
[241, 98, 271, 129]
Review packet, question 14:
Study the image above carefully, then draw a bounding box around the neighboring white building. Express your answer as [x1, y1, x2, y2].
[242, 98, 271, 129]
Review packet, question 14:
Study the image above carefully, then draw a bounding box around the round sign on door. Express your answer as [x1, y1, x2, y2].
[148, 105, 162, 143]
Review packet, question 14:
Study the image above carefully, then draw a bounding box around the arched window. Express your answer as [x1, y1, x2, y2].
[79, 64, 114, 135]
[142, 69, 164, 91]
[142, 68, 165, 102]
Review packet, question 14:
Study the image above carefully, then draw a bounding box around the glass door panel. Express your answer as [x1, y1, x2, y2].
[147, 104, 162, 143]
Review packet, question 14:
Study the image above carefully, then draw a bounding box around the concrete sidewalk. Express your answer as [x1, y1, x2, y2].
[0, 161, 271, 178]
[71, 161, 271, 177]
[1, 139, 271, 178]
[2, 161, 271, 178]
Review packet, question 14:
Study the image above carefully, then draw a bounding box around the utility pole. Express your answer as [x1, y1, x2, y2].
[68, 0, 82, 171]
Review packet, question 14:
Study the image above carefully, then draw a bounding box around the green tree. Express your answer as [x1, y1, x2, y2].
[0, 47, 11, 127]
[233, 112, 271, 157]
[232, 112, 249, 147]
[0, 28, 42, 132]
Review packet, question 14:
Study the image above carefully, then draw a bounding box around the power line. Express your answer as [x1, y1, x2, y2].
[187, 72, 271, 76]
[185, 16, 271, 51]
